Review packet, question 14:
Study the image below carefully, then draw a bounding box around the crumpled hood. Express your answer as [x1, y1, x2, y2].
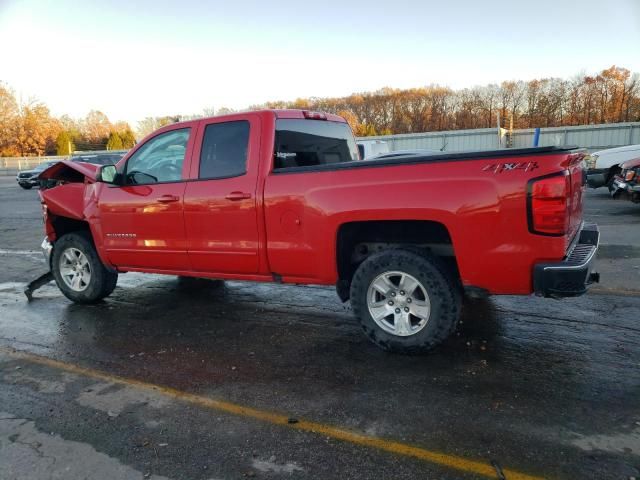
[38, 160, 100, 182]
[38, 161, 102, 222]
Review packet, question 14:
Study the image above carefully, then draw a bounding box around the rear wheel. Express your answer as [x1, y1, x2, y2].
[51, 232, 117, 304]
[350, 249, 461, 354]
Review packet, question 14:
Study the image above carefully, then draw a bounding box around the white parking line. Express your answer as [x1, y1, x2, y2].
[0, 249, 40, 255]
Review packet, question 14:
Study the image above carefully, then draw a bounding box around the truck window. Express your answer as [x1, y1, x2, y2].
[199, 121, 249, 179]
[124, 128, 190, 185]
[274, 119, 359, 169]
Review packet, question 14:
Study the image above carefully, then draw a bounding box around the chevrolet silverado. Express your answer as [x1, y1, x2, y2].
[37, 110, 600, 353]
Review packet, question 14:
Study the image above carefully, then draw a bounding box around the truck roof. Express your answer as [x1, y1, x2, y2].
[169, 109, 347, 127]
[271, 109, 346, 122]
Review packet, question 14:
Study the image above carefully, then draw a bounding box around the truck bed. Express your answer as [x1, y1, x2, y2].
[273, 146, 580, 174]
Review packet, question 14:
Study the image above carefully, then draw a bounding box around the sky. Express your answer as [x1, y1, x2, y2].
[1, 0, 639, 128]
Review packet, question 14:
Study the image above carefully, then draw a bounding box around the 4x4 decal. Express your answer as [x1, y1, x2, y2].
[483, 161, 539, 174]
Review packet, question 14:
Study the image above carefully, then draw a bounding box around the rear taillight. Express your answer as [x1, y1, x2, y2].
[527, 173, 570, 236]
[625, 170, 636, 182]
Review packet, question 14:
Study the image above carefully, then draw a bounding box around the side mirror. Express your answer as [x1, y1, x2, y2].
[97, 165, 118, 184]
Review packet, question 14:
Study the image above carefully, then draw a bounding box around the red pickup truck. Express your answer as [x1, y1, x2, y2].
[38, 109, 599, 353]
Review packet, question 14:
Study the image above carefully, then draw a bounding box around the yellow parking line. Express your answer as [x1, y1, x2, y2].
[0, 347, 546, 480]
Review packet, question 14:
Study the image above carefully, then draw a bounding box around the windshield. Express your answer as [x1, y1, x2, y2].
[274, 119, 359, 169]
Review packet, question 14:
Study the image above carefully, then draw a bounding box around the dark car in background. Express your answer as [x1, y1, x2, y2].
[16, 161, 59, 189]
[70, 150, 127, 166]
[17, 152, 127, 190]
[611, 157, 640, 203]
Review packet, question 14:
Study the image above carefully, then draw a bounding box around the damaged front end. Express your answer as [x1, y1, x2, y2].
[26, 161, 114, 300]
[38, 161, 101, 243]
[26, 161, 105, 300]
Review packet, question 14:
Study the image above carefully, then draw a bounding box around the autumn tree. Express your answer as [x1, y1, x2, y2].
[119, 129, 136, 148]
[14, 100, 60, 156]
[215, 107, 235, 116]
[107, 121, 136, 149]
[337, 109, 361, 134]
[0, 82, 19, 155]
[137, 116, 179, 138]
[255, 66, 640, 134]
[56, 131, 74, 155]
[58, 115, 83, 144]
[83, 110, 112, 143]
[2, 65, 640, 157]
[106, 131, 123, 150]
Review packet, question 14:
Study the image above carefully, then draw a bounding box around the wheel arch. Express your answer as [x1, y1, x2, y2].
[606, 164, 622, 183]
[335, 220, 459, 302]
[48, 216, 114, 271]
[50, 216, 91, 240]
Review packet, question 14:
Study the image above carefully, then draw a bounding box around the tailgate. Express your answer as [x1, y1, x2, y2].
[566, 152, 587, 248]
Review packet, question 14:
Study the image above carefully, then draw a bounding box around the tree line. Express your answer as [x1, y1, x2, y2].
[1, 65, 638, 156]
[251, 65, 640, 136]
[0, 84, 136, 157]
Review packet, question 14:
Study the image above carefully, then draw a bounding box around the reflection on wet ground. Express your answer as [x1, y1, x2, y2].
[1, 272, 639, 479]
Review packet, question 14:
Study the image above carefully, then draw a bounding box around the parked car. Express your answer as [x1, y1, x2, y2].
[373, 149, 441, 159]
[357, 140, 390, 159]
[15, 161, 58, 189]
[610, 157, 640, 203]
[37, 109, 599, 354]
[586, 144, 640, 188]
[70, 150, 127, 166]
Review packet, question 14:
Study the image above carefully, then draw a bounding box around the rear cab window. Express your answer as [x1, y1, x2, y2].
[274, 119, 359, 170]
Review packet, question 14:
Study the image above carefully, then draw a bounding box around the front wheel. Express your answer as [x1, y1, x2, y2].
[19, 184, 32, 189]
[51, 232, 118, 304]
[350, 249, 461, 354]
[606, 166, 621, 190]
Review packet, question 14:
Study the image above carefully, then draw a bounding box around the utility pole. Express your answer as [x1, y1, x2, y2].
[507, 115, 514, 148]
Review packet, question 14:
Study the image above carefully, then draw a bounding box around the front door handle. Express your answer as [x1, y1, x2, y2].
[225, 191, 252, 201]
[157, 194, 180, 203]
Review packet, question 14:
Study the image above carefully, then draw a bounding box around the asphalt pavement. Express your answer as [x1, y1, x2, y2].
[0, 176, 638, 480]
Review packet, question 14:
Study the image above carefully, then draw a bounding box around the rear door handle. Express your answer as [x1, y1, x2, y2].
[225, 191, 252, 201]
[157, 194, 180, 203]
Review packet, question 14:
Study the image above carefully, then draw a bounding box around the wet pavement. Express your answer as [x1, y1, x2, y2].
[0, 176, 639, 479]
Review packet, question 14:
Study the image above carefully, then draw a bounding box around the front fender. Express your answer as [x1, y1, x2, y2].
[38, 162, 114, 269]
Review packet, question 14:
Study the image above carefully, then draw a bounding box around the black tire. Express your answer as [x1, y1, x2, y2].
[51, 231, 118, 304]
[350, 249, 461, 354]
[606, 166, 621, 190]
[19, 184, 32, 189]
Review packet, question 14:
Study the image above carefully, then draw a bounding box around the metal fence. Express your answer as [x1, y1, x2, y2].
[0, 155, 68, 176]
[357, 122, 640, 153]
[2, 122, 640, 175]
[0, 149, 127, 176]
